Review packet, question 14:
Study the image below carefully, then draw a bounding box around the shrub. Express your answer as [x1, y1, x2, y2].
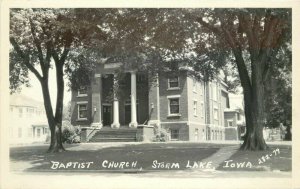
[62, 121, 81, 144]
[153, 125, 170, 142]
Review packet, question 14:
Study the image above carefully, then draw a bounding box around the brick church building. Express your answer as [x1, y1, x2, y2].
[70, 62, 229, 142]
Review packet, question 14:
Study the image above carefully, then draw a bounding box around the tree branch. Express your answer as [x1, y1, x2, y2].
[10, 37, 43, 81]
[195, 17, 222, 36]
[238, 14, 260, 59]
[259, 15, 280, 65]
[29, 19, 45, 68]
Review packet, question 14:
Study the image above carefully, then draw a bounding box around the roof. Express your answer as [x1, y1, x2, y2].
[10, 93, 44, 108]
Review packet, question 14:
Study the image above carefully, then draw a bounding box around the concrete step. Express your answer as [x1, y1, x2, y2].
[89, 127, 137, 142]
[90, 138, 136, 142]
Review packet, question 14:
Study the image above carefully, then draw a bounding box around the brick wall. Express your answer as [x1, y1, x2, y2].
[70, 86, 92, 127]
[159, 71, 188, 123]
[161, 123, 189, 141]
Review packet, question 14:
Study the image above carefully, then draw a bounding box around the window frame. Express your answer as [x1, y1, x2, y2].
[167, 76, 180, 90]
[200, 102, 204, 118]
[192, 78, 197, 93]
[227, 120, 234, 127]
[170, 129, 179, 140]
[193, 100, 198, 117]
[77, 87, 88, 97]
[213, 107, 219, 120]
[19, 107, 23, 118]
[77, 101, 88, 120]
[167, 95, 181, 117]
[18, 128, 22, 138]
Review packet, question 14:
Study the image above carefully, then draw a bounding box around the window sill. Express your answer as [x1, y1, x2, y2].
[167, 87, 180, 91]
[77, 118, 88, 121]
[77, 94, 88, 97]
[167, 114, 181, 118]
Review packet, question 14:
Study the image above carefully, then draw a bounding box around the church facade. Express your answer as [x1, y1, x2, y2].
[70, 62, 229, 142]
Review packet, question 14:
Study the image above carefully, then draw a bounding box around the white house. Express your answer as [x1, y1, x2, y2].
[9, 94, 48, 144]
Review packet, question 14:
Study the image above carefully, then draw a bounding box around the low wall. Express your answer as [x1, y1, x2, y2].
[136, 125, 155, 142]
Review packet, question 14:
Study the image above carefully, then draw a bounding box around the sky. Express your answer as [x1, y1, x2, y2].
[20, 65, 72, 107]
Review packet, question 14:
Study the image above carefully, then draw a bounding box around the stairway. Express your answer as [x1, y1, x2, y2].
[88, 127, 137, 142]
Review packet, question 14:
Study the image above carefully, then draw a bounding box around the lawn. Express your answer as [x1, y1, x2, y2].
[10, 142, 292, 173]
[217, 145, 292, 171]
[10, 143, 225, 172]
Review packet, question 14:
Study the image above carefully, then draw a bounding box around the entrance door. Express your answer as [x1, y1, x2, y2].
[103, 105, 112, 126]
[125, 105, 131, 125]
[124, 105, 139, 125]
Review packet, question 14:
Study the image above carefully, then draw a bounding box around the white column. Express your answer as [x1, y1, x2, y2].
[111, 74, 120, 129]
[91, 74, 103, 128]
[129, 71, 138, 128]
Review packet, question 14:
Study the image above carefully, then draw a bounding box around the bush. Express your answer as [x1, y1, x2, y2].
[153, 125, 170, 142]
[62, 121, 81, 144]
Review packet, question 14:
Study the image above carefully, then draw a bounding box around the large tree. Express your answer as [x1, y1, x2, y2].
[9, 8, 111, 152]
[189, 9, 291, 150]
[9, 8, 189, 152]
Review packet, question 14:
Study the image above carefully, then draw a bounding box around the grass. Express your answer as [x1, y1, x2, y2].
[10, 142, 292, 173]
[217, 145, 292, 171]
[10, 143, 222, 172]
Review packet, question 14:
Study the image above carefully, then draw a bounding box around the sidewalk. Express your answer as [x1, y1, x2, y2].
[201, 145, 240, 170]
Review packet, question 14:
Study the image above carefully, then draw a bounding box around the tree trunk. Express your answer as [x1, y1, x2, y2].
[240, 93, 268, 150]
[240, 61, 268, 151]
[40, 78, 65, 153]
[48, 122, 65, 153]
[230, 47, 268, 151]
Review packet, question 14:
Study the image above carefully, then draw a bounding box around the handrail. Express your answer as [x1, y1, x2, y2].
[86, 127, 99, 142]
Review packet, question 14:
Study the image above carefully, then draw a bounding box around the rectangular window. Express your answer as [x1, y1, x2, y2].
[169, 98, 180, 115]
[19, 108, 23, 118]
[200, 102, 204, 118]
[171, 129, 179, 140]
[237, 113, 241, 120]
[27, 107, 34, 117]
[78, 87, 88, 96]
[213, 83, 217, 101]
[78, 104, 88, 119]
[18, 128, 22, 138]
[37, 128, 41, 138]
[227, 120, 234, 127]
[195, 128, 199, 141]
[168, 76, 179, 89]
[193, 101, 198, 116]
[214, 108, 219, 120]
[193, 78, 197, 92]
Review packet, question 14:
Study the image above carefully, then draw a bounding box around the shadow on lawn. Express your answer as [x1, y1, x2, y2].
[10, 144, 220, 172]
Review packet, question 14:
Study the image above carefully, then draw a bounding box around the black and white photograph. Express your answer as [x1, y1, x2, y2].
[0, 1, 299, 189]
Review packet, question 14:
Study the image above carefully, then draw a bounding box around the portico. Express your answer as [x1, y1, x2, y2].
[91, 71, 139, 129]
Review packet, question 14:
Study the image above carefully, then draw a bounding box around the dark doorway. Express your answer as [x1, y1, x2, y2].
[124, 104, 139, 125]
[103, 105, 112, 126]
